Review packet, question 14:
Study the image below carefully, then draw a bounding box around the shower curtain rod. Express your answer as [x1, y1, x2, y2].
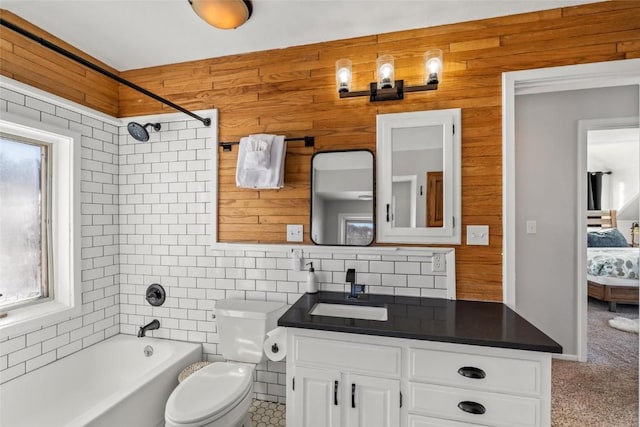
[0, 18, 211, 127]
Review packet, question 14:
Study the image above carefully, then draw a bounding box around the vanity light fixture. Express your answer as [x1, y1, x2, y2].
[337, 49, 443, 102]
[189, 0, 252, 30]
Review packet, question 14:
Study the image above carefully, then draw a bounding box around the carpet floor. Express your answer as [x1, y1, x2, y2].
[552, 298, 638, 426]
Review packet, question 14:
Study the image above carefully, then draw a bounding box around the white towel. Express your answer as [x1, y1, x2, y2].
[236, 134, 287, 189]
[244, 136, 271, 170]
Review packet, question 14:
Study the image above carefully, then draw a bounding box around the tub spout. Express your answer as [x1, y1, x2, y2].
[138, 319, 160, 338]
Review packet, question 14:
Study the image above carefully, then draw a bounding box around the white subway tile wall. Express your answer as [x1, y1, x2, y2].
[0, 87, 120, 384]
[1, 84, 448, 404]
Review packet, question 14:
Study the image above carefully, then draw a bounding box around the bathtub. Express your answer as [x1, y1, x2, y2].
[0, 334, 201, 427]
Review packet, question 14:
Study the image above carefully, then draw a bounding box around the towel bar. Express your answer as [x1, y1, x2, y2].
[220, 136, 314, 152]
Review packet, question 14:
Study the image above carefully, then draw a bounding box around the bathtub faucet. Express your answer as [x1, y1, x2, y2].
[138, 319, 160, 338]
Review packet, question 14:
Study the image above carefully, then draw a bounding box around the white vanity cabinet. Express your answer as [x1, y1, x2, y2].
[287, 330, 402, 427]
[286, 328, 552, 427]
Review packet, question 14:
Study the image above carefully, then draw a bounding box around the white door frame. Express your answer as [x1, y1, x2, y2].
[502, 59, 640, 361]
[392, 175, 417, 227]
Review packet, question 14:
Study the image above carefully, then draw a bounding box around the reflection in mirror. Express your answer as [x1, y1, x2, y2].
[391, 125, 444, 228]
[311, 150, 374, 246]
[377, 108, 461, 244]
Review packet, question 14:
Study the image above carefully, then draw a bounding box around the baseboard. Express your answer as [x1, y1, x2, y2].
[552, 353, 579, 361]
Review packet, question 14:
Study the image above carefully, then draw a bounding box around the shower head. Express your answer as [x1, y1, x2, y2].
[127, 122, 161, 142]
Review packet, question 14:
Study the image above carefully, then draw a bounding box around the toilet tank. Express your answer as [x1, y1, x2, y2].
[215, 299, 287, 363]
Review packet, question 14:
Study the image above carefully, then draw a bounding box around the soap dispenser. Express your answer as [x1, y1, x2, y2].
[306, 262, 318, 294]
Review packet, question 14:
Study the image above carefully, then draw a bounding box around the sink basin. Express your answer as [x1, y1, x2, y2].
[309, 302, 388, 321]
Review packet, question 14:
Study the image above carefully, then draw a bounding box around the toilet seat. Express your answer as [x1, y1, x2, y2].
[165, 362, 253, 426]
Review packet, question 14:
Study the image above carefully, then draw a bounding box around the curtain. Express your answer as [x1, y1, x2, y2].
[587, 172, 603, 210]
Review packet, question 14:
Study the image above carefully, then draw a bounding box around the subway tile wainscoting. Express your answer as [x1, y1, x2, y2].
[0, 83, 120, 384]
[0, 79, 453, 404]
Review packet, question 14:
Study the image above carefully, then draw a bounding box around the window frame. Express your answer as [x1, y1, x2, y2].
[0, 112, 81, 338]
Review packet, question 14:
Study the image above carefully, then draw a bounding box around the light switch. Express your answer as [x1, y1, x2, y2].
[287, 224, 304, 242]
[466, 225, 489, 245]
[526, 220, 537, 235]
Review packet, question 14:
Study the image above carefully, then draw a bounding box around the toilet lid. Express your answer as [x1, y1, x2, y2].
[165, 363, 253, 425]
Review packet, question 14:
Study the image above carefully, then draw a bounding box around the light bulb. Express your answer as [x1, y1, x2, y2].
[424, 49, 443, 85]
[376, 55, 395, 89]
[335, 59, 352, 93]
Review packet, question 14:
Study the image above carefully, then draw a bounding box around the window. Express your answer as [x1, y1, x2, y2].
[345, 219, 374, 246]
[338, 214, 373, 246]
[0, 111, 80, 338]
[0, 135, 52, 311]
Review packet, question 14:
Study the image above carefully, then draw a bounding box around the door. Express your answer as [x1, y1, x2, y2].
[345, 374, 400, 427]
[293, 366, 341, 427]
[426, 171, 443, 227]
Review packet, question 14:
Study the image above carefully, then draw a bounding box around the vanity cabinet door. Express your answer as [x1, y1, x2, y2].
[293, 366, 342, 427]
[345, 374, 400, 427]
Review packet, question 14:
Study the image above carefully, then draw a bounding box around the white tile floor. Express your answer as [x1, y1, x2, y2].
[248, 399, 286, 427]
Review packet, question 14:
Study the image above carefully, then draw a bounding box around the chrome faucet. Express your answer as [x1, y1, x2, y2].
[138, 319, 160, 338]
[346, 268, 365, 299]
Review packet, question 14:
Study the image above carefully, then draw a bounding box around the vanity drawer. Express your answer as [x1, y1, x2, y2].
[408, 347, 541, 395]
[408, 414, 485, 427]
[293, 335, 401, 376]
[408, 383, 540, 427]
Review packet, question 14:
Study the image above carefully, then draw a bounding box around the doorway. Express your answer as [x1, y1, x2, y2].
[504, 58, 640, 426]
[503, 58, 640, 360]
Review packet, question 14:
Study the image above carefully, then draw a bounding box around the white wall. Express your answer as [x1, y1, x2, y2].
[392, 148, 443, 227]
[321, 199, 371, 243]
[514, 85, 639, 356]
[0, 85, 120, 384]
[588, 128, 640, 212]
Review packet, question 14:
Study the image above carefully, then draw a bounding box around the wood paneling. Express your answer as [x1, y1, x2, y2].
[2, 2, 639, 301]
[0, 10, 119, 116]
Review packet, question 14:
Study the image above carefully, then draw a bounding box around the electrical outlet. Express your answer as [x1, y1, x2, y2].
[290, 249, 302, 271]
[432, 253, 446, 272]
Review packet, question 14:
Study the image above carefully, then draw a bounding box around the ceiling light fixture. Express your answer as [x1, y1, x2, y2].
[337, 49, 443, 102]
[188, 0, 252, 30]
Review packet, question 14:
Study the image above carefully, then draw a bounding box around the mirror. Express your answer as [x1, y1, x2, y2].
[311, 150, 374, 246]
[376, 109, 461, 244]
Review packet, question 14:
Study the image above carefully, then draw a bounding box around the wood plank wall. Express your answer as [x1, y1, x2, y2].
[0, 10, 119, 116]
[2, 2, 639, 300]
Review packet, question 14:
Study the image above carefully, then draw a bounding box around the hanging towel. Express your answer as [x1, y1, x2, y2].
[244, 136, 271, 170]
[236, 134, 287, 189]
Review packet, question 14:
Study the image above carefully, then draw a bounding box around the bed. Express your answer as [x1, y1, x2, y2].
[587, 210, 639, 311]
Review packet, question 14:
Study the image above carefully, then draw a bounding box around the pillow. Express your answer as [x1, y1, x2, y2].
[587, 228, 630, 248]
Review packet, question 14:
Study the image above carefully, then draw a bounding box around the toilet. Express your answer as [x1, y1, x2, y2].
[165, 299, 287, 427]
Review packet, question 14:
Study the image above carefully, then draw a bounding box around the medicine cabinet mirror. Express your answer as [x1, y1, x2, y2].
[376, 108, 461, 244]
[310, 150, 374, 246]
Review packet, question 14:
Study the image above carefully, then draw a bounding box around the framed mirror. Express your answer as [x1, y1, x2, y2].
[376, 109, 461, 244]
[311, 150, 374, 246]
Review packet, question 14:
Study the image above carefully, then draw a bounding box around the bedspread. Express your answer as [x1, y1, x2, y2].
[587, 248, 639, 280]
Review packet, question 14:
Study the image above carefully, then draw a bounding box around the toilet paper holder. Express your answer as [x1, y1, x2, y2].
[271, 343, 279, 353]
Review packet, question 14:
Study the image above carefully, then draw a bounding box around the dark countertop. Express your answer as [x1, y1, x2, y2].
[278, 292, 562, 353]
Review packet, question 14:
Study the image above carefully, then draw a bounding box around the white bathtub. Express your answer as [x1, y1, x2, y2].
[0, 334, 201, 427]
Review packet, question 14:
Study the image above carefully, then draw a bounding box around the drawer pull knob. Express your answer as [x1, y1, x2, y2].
[458, 401, 486, 415]
[458, 366, 486, 379]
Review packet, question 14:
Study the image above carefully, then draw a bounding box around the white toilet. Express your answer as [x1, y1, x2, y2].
[165, 299, 287, 427]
